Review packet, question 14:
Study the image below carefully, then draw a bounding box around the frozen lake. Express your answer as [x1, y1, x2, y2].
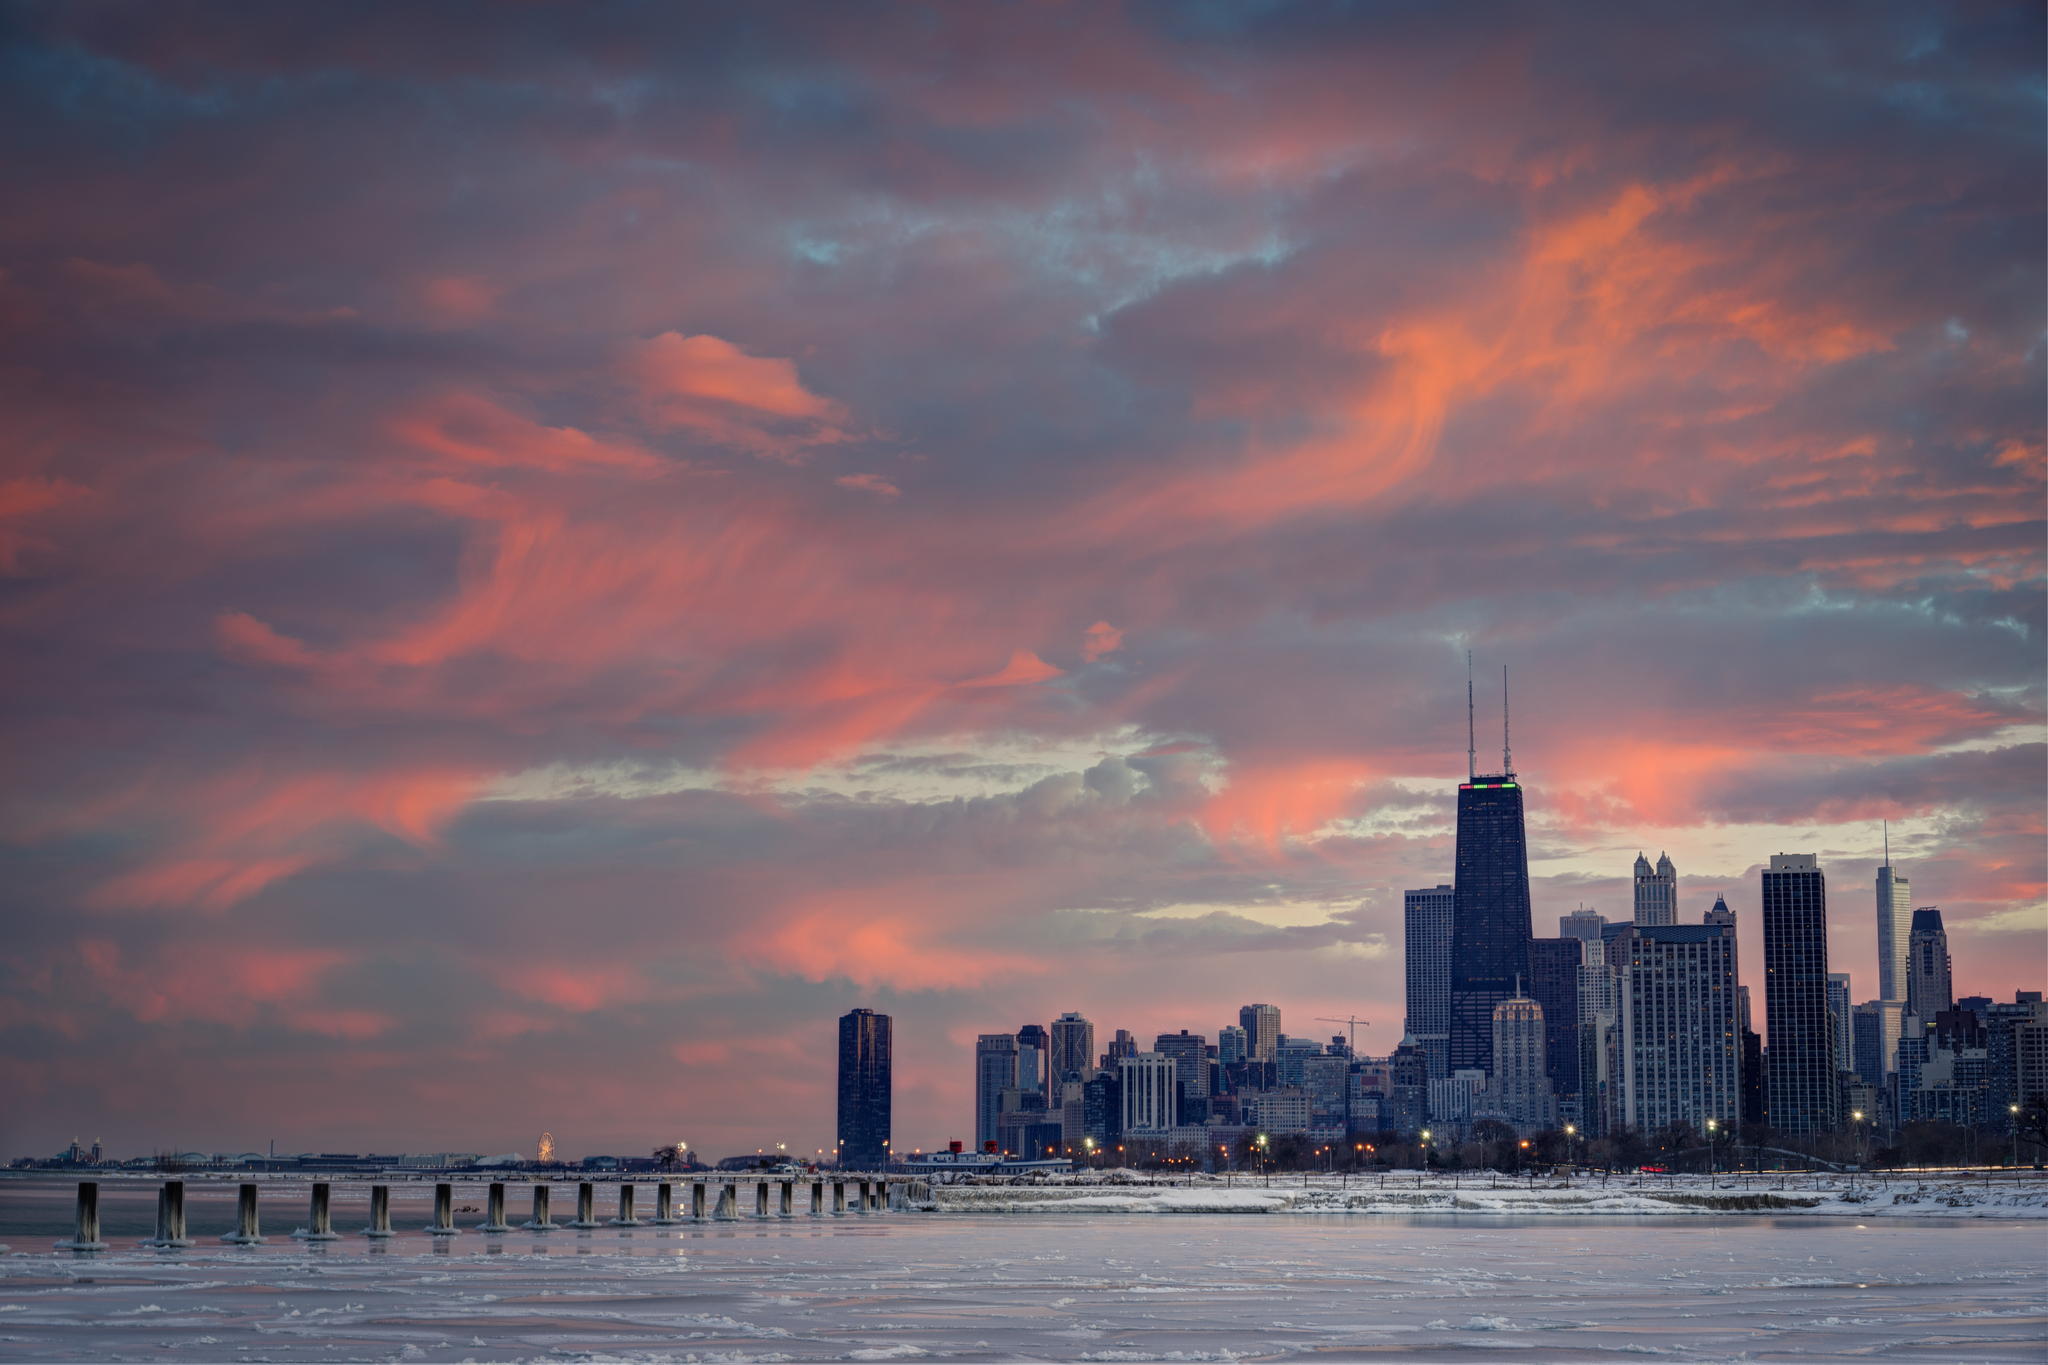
[2, 1180, 2044, 1362]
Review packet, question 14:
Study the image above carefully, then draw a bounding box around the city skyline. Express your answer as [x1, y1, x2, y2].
[1, 2, 2041, 1163]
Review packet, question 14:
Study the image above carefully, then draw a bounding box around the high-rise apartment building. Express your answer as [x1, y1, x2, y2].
[1615, 923, 1740, 1132]
[1450, 770, 1532, 1074]
[1403, 884, 1454, 1082]
[974, 1033, 1020, 1148]
[1238, 1004, 1281, 1063]
[1577, 953, 1622, 1137]
[1761, 853, 1838, 1135]
[1119, 1052, 1176, 1133]
[1560, 908, 1606, 941]
[1907, 908, 1953, 1021]
[836, 1008, 892, 1170]
[1633, 852, 1677, 926]
[1050, 1012, 1095, 1085]
[1154, 1030, 1210, 1101]
[1875, 834, 1911, 1006]
[1490, 989, 1555, 1130]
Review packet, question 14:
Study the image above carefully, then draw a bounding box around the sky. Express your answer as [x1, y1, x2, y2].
[0, 1, 2042, 1162]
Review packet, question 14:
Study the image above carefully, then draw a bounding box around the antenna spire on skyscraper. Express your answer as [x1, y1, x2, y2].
[1883, 819, 1890, 866]
[1466, 651, 1476, 781]
[1501, 663, 1512, 774]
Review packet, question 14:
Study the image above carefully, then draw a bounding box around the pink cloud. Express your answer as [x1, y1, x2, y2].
[627, 331, 852, 458]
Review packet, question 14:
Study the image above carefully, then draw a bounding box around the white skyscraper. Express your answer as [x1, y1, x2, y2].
[1876, 828, 1911, 1006]
[1633, 852, 1677, 926]
[1119, 1052, 1176, 1133]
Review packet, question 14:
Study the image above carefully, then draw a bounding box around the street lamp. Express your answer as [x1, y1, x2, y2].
[1706, 1119, 1718, 1178]
[2010, 1104, 2022, 1170]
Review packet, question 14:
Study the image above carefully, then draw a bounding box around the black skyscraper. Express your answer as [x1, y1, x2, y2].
[1527, 936, 1583, 1108]
[1450, 771, 1534, 1073]
[837, 1008, 892, 1170]
[1760, 854, 1837, 1135]
[1449, 669, 1535, 1076]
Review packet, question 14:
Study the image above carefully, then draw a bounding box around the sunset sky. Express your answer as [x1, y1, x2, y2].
[1, 2, 2042, 1161]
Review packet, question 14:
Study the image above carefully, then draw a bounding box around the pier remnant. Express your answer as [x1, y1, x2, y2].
[429, 1182, 460, 1235]
[653, 1182, 677, 1224]
[366, 1184, 394, 1237]
[569, 1181, 602, 1228]
[524, 1183, 556, 1231]
[55, 1181, 109, 1251]
[223, 1182, 265, 1244]
[612, 1184, 641, 1226]
[144, 1180, 193, 1247]
[480, 1181, 512, 1232]
[300, 1182, 341, 1240]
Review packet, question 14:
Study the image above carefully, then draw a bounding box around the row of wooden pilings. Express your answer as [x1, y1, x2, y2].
[56, 1176, 914, 1249]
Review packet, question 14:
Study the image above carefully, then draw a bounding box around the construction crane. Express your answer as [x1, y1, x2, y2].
[1316, 1016, 1370, 1051]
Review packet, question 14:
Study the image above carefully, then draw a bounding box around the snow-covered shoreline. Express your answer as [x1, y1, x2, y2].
[930, 1172, 2048, 1219]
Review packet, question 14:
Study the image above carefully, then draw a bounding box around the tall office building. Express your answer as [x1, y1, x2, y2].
[1826, 974, 1854, 1079]
[1217, 1024, 1249, 1066]
[1633, 852, 1677, 926]
[1614, 923, 1741, 1132]
[836, 1008, 892, 1170]
[1049, 1012, 1095, 1084]
[1560, 907, 1606, 941]
[1154, 1030, 1210, 1101]
[1761, 853, 1838, 1135]
[1875, 830, 1911, 1005]
[1704, 894, 1735, 928]
[1449, 717, 1532, 1075]
[1528, 937, 1583, 1116]
[1490, 989, 1555, 1130]
[1238, 1004, 1281, 1063]
[1119, 1052, 1177, 1133]
[1403, 885, 1455, 1082]
[1907, 908, 1953, 1021]
[1016, 1024, 1051, 1102]
[1104, 1028, 1138, 1068]
[974, 1033, 1020, 1148]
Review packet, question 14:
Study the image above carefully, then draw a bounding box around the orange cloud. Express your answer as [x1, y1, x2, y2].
[627, 331, 852, 458]
[499, 964, 648, 1012]
[82, 767, 488, 912]
[418, 274, 500, 323]
[1082, 620, 1124, 661]
[1198, 756, 1372, 849]
[389, 389, 660, 475]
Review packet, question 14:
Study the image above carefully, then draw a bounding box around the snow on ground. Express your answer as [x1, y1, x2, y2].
[932, 1171, 2048, 1218]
